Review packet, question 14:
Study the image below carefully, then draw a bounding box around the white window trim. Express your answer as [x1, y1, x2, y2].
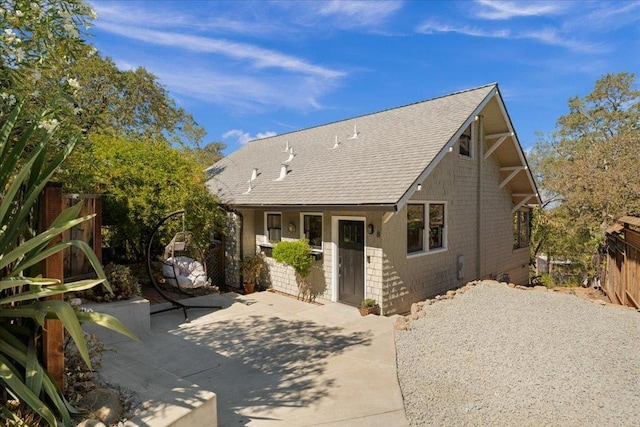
[263, 211, 282, 245]
[458, 122, 475, 160]
[300, 212, 324, 252]
[406, 201, 448, 258]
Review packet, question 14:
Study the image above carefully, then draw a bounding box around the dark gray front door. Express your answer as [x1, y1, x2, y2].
[339, 220, 365, 305]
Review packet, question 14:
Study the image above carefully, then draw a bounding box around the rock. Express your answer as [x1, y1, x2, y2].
[78, 388, 123, 425]
[508, 283, 516, 288]
[417, 310, 427, 318]
[417, 301, 425, 308]
[410, 303, 420, 315]
[446, 290, 456, 298]
[534, 286, 548, 292]
[394, 316, 410, 331]
[409, 313, 419, 321]
[516, 285, 529, 290]
[70, 298, 82, 307]
[76, 420, 106, 427]
[435, 295, 443, 300]
[424, 299, 433, 305]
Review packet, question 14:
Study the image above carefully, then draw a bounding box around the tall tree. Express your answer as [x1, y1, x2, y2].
[530, 72, 640, 269]
[66, 52, 208, 147]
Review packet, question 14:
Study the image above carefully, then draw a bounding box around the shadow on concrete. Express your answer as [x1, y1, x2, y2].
[102, 293, 374, 426]
[177, 313, 372, 424]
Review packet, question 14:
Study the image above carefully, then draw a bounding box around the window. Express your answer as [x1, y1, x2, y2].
[458, 124, 472, 158]
[302, 213, 323, 250]
[407, 202, 447, 255]
[265, 213, 281, 243]
[513, 210, 531, 249]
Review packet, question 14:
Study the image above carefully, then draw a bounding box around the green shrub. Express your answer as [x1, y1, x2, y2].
[79, 264, 141, 302]
[272, 240, 315, 301]
[360, 298, 378, 308]
[272, 240, 314, 278]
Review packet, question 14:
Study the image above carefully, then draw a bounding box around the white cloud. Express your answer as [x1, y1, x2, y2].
[315, 0, 403, 28]
[95, 22, 344, 80]
[416, 21, 510, 38]
[223, 129, 277, 145]
[474, 0, 567, 20]
[416, 20, 603, 53]
[91, 2, 291, 36]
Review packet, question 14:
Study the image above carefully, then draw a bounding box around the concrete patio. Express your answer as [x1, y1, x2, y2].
[97, 291, 408, 426]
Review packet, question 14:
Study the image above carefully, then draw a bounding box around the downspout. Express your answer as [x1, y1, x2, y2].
[476, 115, 484, 279]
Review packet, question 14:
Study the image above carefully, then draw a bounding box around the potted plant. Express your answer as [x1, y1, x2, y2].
[359, 298, 380, 316]
[241, 254, 265, 294]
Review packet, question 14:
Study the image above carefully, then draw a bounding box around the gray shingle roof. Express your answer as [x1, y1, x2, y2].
[206, 84, 496, 208]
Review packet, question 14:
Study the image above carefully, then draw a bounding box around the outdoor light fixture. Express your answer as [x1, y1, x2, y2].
[367, 224, 374, 234]
[288, 222, 296, 233]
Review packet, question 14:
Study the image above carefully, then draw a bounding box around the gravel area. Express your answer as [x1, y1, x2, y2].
[395, 281, 640, 426]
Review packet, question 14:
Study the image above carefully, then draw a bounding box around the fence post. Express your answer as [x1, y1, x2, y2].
[40, 183, 65, 390]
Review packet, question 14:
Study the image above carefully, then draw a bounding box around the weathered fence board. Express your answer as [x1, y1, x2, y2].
[604, 217, 640, 308]
[62, 194, 102, 280]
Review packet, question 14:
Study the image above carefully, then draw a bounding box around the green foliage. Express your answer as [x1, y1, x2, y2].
[0, 102, 136, 427]
[240, 255, 265, 286]
[272, 240, 314, 279]
[0, 3, 139, 424]
[64, 52, 208, 147]
[529, 72, 640, 272]
[63, 133, 225, 258]
[360, 298, 378, 308]
[78, 264, 141, 303]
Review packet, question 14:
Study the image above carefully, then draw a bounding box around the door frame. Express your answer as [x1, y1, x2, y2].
[331, 216, 367, 303]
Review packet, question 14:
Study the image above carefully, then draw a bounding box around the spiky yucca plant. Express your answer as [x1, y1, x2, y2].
[0, 102, 137, 426]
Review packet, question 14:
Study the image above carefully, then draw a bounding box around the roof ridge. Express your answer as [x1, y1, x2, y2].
[241, 83, 498, 146]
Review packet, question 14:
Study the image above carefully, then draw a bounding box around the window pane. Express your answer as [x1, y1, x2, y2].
[513, 210, 530, 249]
[407, 204, 424, 253]
[459, 125, 471, 157]
[267, 214, 281, 243]
[429, 204, 444, 249]
[304, 215, 323, 249]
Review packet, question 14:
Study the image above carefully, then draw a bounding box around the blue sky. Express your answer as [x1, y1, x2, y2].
[87, 0, 640, 154]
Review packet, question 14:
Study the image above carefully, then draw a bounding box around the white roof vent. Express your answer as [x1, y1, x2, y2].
[347, 124, 359, 140]
[284, 140, 290, 152]
[276, 163, 288, 181]
[286, 147, 295, 162]
[250, 167, 258, 182]
[331, 135, 340, 149]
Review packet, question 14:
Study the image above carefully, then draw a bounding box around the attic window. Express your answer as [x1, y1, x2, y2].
[458, 124, 472, 158]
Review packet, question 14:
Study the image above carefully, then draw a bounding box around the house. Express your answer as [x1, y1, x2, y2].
[206, 84, 540, 315]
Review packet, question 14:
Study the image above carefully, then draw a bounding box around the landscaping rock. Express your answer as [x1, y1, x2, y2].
[516, 285, 529, 290]
[78, 388, 123, 425]
[424, 299, 433, 305]
[534, 286, 548, 292]
[446, 290, 456, 298]
[410, 303, 420, 315]
[508, 283, 516, 288]
[417, 310, 427, 318]
[394, 316, 410, 331]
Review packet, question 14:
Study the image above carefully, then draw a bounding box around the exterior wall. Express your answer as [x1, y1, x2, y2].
[381, 122, 530, 315]
[251, 209, 385, 308]
[480, 156, 530, 285]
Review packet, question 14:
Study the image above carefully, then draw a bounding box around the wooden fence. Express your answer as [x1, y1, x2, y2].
[62, 194, 102, 281]
[604, 216, 640, 308]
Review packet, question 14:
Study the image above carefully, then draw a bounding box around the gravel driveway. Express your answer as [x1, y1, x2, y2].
[395, 281, 640, 426]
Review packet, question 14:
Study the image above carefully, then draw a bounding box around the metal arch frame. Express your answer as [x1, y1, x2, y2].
[146, 209, 221, 322]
